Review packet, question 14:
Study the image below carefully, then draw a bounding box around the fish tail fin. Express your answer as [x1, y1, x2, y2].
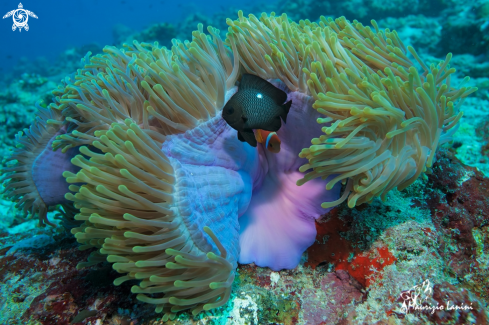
[281, 100, 291, 123]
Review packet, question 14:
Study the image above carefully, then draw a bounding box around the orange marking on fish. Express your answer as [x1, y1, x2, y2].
[254, 129, 281, 153]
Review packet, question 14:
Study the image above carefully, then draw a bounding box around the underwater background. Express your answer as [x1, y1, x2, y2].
[0, 0, 488, 324]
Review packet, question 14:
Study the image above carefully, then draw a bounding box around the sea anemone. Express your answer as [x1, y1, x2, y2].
[1, 11, 475, 320]
[2, 104, 80, 226]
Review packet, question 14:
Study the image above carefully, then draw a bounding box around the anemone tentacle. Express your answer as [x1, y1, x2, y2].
[51, 26, 239, 153]
[64, 120, 239, 319]
[226, 12, 475, 208]
[295, 17, 475, 208]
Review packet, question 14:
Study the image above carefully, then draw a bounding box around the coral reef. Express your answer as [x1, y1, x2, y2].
[438, 0, 489, 56]
[279, 0, 453, 22]
[0, 74, 57, 159]
[113, 23, 178, 49]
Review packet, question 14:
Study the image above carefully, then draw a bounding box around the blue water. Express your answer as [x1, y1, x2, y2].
[0, 0, 261, 74]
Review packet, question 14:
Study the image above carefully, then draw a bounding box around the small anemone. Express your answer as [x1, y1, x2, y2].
[2, 105, 67, 226]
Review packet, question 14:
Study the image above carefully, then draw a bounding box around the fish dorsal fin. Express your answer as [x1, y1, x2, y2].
[240, 74, 288, 105]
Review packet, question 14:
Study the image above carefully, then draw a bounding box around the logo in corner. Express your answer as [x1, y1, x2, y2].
[2, 3, 38, 32]
[399, 279, 474, 315]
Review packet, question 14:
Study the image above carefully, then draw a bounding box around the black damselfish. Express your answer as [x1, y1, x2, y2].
[222, 74, 292, 147]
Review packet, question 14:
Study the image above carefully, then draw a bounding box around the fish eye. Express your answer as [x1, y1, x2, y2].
[227, 107, 234, 114]
[256, 93, 263, 99]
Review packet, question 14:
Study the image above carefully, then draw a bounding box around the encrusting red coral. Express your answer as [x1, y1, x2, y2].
[306, 209, 397, 288]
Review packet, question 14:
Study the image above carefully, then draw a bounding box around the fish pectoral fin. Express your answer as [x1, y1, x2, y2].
[237, 131, 246, 142]
[281, 100, 292, 123]
[240, 130, 257, 147]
